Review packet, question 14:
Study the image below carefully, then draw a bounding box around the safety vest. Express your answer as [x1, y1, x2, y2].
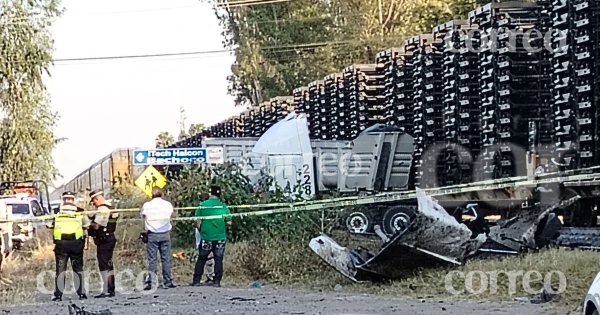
[53, 211, 84, 241]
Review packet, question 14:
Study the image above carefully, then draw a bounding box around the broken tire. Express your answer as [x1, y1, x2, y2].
[346, 212, 370, 234]
[382, 205, 417, 235]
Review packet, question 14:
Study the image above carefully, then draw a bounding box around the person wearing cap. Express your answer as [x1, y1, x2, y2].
[88, 189, 119, 298]
[62, 191, 85, 212]
[191, 185, 232, 287]
[47, 191, 90, 301]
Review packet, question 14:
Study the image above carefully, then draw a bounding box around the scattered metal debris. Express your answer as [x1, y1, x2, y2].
[529, 288, 560, 305]
[67, 304, 112, 315]
[486, 196, 580, 252]
[310, 190, 486, 282]
[310, 191, 583, 282]
[230, 297, 257, 302]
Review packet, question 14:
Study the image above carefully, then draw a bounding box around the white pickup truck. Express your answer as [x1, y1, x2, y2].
[0, 194, 47, 249]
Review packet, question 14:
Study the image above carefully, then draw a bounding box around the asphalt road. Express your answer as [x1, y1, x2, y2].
[3, 285, 566, 315]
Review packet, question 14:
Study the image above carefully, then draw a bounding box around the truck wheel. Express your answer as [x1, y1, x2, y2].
[346, 212, 369, 234]
[382, 206, 417, 235]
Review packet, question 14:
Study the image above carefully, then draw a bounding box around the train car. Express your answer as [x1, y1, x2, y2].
[50, 148, 144, 200]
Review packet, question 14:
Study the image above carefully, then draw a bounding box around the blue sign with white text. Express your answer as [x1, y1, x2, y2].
[133, 148, 207, 165]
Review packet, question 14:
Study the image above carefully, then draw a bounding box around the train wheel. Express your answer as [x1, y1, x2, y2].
[346, 212, 369, 234]
[382, 206, 417, 235]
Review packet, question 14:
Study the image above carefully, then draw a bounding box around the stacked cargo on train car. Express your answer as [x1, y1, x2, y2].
[163, 0, 600, 229]
[50, 148, 145, 200]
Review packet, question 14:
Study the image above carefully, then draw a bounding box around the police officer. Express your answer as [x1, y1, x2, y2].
[88, 190, 119, 298]
[47, 191, 89, 301]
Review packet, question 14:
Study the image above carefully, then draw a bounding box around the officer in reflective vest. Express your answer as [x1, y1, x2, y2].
[47, 191, 90, 301]
[88, 189, 119, 298]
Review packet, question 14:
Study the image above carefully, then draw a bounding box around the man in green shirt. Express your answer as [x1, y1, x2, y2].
[191, 185, 231, 287]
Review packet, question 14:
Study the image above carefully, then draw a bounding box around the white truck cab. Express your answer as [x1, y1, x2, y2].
[1, 194, 46, 248]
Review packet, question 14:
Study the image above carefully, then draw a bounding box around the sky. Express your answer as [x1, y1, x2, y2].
[46, 0, 245, 188]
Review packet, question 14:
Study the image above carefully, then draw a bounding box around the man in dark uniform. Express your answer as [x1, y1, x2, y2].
[47, 191, 89, 301]
[88, 190, 119, 298]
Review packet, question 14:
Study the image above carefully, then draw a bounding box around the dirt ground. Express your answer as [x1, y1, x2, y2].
[4, 286, 566, 315]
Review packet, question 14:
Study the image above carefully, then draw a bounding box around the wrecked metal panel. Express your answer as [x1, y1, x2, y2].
[487, 196, 580, 251]
[309, 235, 361, 282]
[355, 242, 461, 279]
[309, 234, 460, 282]
[310, 190, 487, 280]
[395, 190, 487, 262]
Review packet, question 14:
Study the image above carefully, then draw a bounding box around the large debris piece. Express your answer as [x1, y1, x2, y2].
[311, 193, 581, 282]
[486, 196, 580, 252]
[310, 190, 486, 282]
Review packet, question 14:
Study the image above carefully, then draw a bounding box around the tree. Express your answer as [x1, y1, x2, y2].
[155, 132, 175, 149]
[211, 0, 479, 107]
[0, 0, 63, 182]
[188, 123, 205, 137]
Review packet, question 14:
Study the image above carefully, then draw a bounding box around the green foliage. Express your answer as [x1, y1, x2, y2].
[0, 0, 63, 182]
[111, 183, 148, 209]
[165, 163, 323, 248]
[188, 123, 205, 137]
[155, 131, 175, 149]
[211, 0, 480, 106]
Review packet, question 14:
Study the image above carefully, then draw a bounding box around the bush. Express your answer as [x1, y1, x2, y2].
[111, 184, 148, 209]
[165, 164, 324, 247]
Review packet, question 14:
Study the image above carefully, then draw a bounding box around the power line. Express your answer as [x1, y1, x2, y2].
[52, 49, 231, 62]
[50, 44, 357, 67]
[50, 36, 403, 64]
[217, 0, 291, 8]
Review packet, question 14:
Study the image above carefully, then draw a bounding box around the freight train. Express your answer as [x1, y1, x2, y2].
[50, 148, 145, 200]
[167, 0, 600, 231]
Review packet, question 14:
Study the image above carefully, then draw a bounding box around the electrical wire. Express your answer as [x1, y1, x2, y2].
[216, 0, 291, 8]
[49, 35, 403, 64]
[51, 44, 353, 66]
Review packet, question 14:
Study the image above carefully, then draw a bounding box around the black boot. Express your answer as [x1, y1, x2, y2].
[94, 292, 114, 299]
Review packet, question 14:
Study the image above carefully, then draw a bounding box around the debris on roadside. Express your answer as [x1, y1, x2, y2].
[250, 280, 263, 289]
[514, 297, 530, 304]
[67, 304, 112, 315]
[530, 288, 560, 305]
[310, 191, 582, 282]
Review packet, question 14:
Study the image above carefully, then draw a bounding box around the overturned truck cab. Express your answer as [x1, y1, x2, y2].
[310, 191, 580, 282]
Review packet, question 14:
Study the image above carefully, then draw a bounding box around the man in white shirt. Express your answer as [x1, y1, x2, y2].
[140, 188, 175, 290]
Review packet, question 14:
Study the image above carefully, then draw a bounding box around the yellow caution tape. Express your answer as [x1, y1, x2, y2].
[2, 168, 599, 224]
